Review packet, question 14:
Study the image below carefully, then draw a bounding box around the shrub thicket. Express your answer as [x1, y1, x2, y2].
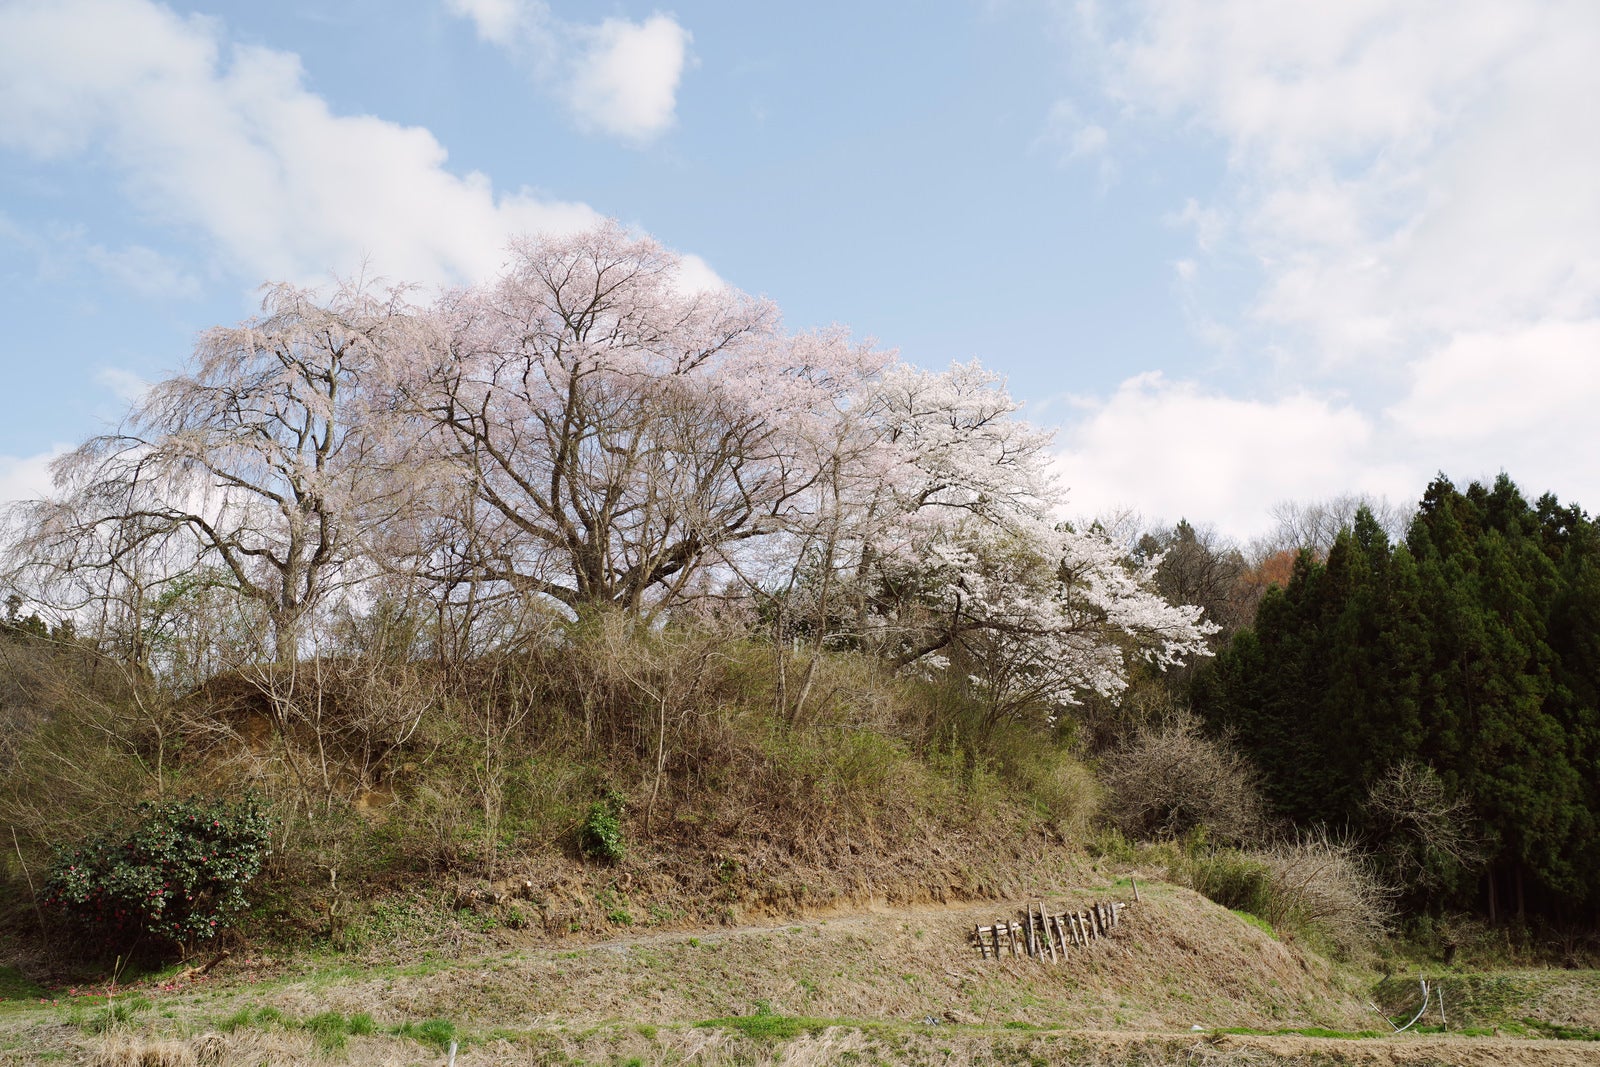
[1099, 709, 1266, 845]
[578, 791, 627, 864]
[1, 617, 1100, 953]
[42, 796, 271, 953]
[1175, 831, 1394, 958]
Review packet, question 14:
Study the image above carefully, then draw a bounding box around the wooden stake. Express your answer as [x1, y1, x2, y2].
[1131, 877, 1140, 903]
[1049, 913, 1067, 958]
[1039, 902, 1057, 962]
[991, 922, 1003, 961]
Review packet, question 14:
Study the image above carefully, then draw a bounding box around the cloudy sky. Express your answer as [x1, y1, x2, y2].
[1, 0, 1596, 539]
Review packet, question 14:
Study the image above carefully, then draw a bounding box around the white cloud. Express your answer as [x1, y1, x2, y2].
[93, 367, 153, 405]
[1036, 99, 1111, 171]
[1055, 373, 1411, 540]
[1384, 319, 1600, 497]
[86, 243, 202, 300]
[1054, 1, 1600, 528]
[670, 253, 726, 296]
[444, 1, 692, 144]
[0, 449, 64, 511]
[0, 0, 601, 287]
[568, 15, 692, 142]
[1056, 321, 1600, 541]
[445, 0, 531, 46]
[1102, 0, 1600, 366]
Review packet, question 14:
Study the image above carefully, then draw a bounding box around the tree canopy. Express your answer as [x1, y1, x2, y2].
[4, 223, 1212, 726]
[1193, 475, 1600, 921]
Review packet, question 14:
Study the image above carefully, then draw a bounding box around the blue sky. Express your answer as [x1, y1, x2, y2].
[3, 0, 1598, 539]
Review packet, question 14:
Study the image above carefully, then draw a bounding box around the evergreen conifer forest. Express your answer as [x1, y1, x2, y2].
[1193, 475, 1600, 925]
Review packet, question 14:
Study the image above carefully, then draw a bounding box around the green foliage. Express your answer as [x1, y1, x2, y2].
[1515, 1020, 1600, 1041]
[578, 791, 626, 864]
[758, 721, 953, 837]
[1370, 970, 1600, 1038]
[213, 1005, 376, 1050]
[397, 1017, 459, 1051]
[338, 893, 454, 953]
[1212, 1027, 1386, 1039]
[1195, 476, 1600, 920]
[217, 1006, 257, 1033]
[41, 796, 271, 952]
[303, 1009, 375, 1052]
[696, 1002, 832, 1041]
[977, 725, 1100, 836]
[85, 998, 144, 1034]
[1176, 835, 1391, 957]
[597, 886, 633, 925]
[1180, 848, 1275, 922]
[1230, 909, 1276, 938]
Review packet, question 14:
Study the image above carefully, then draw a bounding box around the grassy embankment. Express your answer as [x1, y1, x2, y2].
[4, 873, 1600, 1065]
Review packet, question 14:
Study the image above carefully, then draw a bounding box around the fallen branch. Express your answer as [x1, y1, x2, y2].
[171, 949, 232, 984]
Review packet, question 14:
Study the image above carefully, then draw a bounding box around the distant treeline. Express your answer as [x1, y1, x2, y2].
[1194, 474, 1600, 923]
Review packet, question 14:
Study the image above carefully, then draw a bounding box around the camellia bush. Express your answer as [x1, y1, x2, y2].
[42, 796, 271, 953]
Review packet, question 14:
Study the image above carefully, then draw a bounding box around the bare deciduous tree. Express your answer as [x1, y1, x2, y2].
[1100, 708, 1268, 844]
[1138, 519, 1254, 638]
[1365, 759, 1486, 891]
[1256, 494, 1412, 562]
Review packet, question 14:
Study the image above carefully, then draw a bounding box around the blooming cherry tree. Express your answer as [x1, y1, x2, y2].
[400, 223, 889, 619]
[844, 361, 1215, 725]
[7, 220, 1210, 723]
[12, 281, 426, 663]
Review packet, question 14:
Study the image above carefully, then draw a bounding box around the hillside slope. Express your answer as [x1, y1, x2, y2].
[273, 880, 1366, 1033]
[7, 877, 1600, 1064]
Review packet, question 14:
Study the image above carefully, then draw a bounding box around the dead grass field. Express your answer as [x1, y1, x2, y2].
[3, 877, 1598, 1066]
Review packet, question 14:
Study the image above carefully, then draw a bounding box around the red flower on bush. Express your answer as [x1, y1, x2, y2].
[41, 796, 271, 953]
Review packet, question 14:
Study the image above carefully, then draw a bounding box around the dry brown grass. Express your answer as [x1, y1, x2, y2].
[188, 878, 1368, 1038]
[5, 878, 1600, 1066]
[55, 1006, 1600, 1067]
[92, 1033, 223, 1067]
